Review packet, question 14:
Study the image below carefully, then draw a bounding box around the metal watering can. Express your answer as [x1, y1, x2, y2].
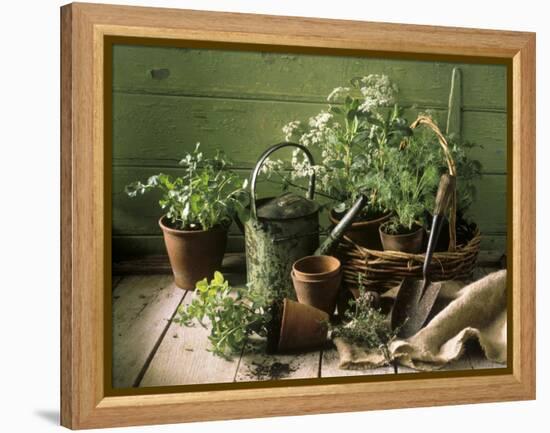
[243, 142, 319, 301]
[241, 142, 369, 301]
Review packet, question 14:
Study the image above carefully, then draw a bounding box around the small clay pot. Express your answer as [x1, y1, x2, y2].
[159, 216, 228, 290]
[291, 255, 342, 315]
[277, 299, 329, 353]
[379, 223, 425, 254]
[329, 209, 391, 250]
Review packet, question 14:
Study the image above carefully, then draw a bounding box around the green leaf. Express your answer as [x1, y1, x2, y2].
[196, 278, 208, 292]
[213, 271, 224, 285]
[328, 160, 346, 169]
[329, 105, 343, 115]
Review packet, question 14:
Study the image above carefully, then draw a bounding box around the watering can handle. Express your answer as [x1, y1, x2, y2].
[250, 142, 316, 221]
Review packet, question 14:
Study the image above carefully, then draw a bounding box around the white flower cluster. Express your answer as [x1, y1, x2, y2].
[308, 111, 332, 129]
[358, 74, 398, 112]
[259, 157, 285, 176]
[289, 147, 327, 182]
[282, 120, 301, 141]
[299, 111, 336, 147]
[262, 74, 399, 205]
[327, 86, 350, 102]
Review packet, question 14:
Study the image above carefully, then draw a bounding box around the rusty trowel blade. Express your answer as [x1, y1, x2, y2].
[391, 278, 443, 339]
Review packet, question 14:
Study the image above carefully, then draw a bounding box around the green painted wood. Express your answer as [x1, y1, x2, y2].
[112, 45, 506, 110]
[112, 93, 506, 173]
[462, 111, 507, 173]
[463, 174, 507, 233]
[478, 234, 507, 255]
[446, 68, 462, 138]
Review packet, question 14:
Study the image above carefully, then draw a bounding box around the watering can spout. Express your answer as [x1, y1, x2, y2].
[315, 195, 368, 256]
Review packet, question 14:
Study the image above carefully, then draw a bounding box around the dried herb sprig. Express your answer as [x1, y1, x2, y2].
[331, 276, 399, 363]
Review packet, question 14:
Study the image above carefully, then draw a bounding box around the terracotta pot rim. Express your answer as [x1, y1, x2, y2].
[278, 298, 292, 350]
[158, 215, 228, 235]
[329, 209, 392, 228]
[291, 269, 342, 283]
[379, 222, 425, 239]
[292, 255, 341, 279]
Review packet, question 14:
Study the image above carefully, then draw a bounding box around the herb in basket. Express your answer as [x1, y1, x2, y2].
[375, 132, 441, 235]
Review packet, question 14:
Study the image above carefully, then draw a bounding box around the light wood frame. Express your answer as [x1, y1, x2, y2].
[61, 2, 536, 429]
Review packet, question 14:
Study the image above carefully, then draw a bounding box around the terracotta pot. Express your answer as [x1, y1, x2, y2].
[329, 209, 391, 250]
[159, 216, 228, 290]
[379, 223, 425, 254]
[291, 255, 342, 315]
[276, 299, 329, 353]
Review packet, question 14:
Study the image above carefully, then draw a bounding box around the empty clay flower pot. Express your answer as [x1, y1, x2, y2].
[159, 216, 228, 290]
[291, 255, 342, 315]
[277, 299, 329, 353]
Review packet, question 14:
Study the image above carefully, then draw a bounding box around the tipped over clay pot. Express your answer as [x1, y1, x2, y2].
[291, 255, 342, 315]
[273, 299, 329, 353]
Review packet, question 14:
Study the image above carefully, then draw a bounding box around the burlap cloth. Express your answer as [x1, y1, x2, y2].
[333, 269, 507, 371]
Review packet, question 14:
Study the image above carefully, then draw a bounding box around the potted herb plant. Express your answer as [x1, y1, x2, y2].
[264, 75, 412, 249]
[376, 132, 441, 253]
[376, 113, 483, 254]
[382, 116, 483, 253]
[125, 144, 248, 290]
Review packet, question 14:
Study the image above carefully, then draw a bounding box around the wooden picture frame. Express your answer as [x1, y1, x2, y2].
[61, 2, 536, 429]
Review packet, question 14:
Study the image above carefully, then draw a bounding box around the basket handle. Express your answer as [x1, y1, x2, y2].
[409, 115, 457, 252]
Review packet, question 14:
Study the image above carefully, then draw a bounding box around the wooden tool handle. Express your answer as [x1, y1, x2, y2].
[433, 173, 456, 216]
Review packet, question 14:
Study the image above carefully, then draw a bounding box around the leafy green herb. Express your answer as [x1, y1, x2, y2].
[174, 272, 271, 359]
[375, 132, 441, 233]
[125, 143, 249, 231]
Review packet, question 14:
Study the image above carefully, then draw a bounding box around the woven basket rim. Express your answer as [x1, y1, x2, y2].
[339, 227, 480, 257]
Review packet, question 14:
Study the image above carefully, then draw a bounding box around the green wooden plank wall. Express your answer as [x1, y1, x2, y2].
[111, 44, 507, 259]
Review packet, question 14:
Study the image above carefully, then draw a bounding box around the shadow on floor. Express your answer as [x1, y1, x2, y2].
[34, 409, 59, 425]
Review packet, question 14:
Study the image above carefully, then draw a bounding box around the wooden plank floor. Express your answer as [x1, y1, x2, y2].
[112, 265, 505, 388]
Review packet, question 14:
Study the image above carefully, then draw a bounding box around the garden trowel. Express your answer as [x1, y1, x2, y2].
[390, 173, 456, 338]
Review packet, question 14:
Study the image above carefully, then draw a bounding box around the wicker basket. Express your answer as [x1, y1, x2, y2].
[336, 115, 481, 293]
